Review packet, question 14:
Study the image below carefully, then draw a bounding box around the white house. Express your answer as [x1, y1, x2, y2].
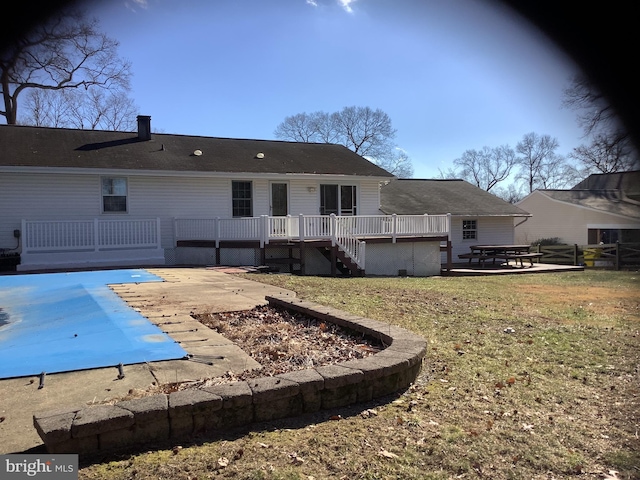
[379, 178, 531, 263]
[0, 116, 450, 276]
[515, 171, 640, 245]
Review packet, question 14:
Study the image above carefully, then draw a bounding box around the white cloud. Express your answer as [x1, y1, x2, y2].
[124, 0, 149, 13]
[306, 0, 318, 6]
[338, 0, 356, 13]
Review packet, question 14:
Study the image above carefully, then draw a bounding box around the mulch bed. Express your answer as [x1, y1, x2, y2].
[189, 304, 383, 386]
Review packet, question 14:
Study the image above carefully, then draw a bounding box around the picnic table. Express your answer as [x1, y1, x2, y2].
[458, 244, 543, 268]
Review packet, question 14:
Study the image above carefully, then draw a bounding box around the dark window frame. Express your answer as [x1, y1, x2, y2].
[101, 177, 128, 213]
[232, 180, 253, 218]
[462, 219, 477, 240]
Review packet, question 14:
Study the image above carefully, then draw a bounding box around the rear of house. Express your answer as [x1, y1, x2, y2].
[0, 118, 449, 276]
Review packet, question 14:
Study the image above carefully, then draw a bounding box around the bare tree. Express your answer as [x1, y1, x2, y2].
[0, 8, 131, 125]
[515, 132, 562, 193]
[331, 106, 396, 158]
[493, 183, 525, 204]
[376, 148, 414, 178]
[21, 87, 138, 131]
[563, 74, 639, 173]
[569, 132, 639, 173]
[275, 106, 414, 177]
[21, 89, 71, 127]
[453, 145, 516, 192]
[273, 112, 320, 142]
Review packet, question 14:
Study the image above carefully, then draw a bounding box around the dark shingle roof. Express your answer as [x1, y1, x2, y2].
[0, 124, 394, 177]
[380, 179, 530, 216]
[571, 170, 640, 202]
[536, 189, 640, 220]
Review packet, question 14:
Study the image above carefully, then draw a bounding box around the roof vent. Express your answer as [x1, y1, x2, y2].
[256, 152, 264, 159]
[193, 149, 203, 156]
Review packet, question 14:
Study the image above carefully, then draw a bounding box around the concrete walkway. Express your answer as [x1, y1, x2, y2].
[0, 267, 295, 454]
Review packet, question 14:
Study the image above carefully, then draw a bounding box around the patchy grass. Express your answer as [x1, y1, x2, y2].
[79, 270, 640, 480]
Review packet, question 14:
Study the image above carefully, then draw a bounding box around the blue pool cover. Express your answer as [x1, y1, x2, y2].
[0, 269, 187, 379]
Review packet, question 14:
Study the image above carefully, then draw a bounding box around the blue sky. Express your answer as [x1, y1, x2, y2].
[89, 0, 584, 178]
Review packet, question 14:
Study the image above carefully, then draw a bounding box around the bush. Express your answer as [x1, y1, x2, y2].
[532, 237, 563, 246]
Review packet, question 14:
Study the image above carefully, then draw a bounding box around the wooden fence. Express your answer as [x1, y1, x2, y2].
[533, 243, 640, 270]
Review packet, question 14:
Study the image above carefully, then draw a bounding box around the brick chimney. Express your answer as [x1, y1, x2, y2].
[137, 115, 151, 141]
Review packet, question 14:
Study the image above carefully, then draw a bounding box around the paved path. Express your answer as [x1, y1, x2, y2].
[0, 267, 295, 454]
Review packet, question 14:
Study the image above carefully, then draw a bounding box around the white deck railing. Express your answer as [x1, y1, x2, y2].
[21, 218, 162, 253]
[175, 213, 451, 271]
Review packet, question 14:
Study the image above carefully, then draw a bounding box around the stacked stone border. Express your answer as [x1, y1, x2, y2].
[33, 294, 427, 455]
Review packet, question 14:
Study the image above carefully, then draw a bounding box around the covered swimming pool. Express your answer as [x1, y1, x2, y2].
[0, 269, 187, 380]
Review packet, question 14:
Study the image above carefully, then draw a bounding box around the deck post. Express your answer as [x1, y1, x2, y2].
[330, 214, 336, 247]
[286, 215, 293, 242]
[392, 214, 397, 243]
[331, 245, 337, 276]
[215, 217, 220, 249]
[260, 215, 269, 248]
[299, 214, 306, 275]
[21, 219, 27, 253]
[94, 218, 100, 252]
[155, 217, 162, 251]
[616, 241, 621, 270]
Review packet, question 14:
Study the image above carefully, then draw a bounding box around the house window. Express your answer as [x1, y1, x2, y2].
[232, 181, 253, 217]
[320, 184, 357, 215]
[102, 177, 127, 213]
[462, 219, 477, 240]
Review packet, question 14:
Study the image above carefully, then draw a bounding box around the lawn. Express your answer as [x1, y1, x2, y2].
[79, 270, 640, 480]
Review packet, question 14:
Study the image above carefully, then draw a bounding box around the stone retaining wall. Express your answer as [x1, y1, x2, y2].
[33, 295, 427, 455]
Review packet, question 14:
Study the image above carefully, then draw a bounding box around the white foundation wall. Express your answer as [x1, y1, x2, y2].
[365, 242, 441, 276]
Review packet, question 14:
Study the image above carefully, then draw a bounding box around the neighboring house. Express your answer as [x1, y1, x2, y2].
[515, 170, 640, 245]
[379, 179, 531, 263]
[0, 117, 450, 276]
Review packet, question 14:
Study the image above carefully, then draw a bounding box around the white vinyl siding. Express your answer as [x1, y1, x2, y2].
[447, 216, 516, 263]
[1, 173, 386, 252]
[0, 173, 99, 249]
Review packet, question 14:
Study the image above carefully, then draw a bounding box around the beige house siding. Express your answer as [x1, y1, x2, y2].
[515, 191, 640, 245]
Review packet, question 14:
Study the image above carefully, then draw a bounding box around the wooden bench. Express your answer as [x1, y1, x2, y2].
[458, 252, 493, 266]
[494, 252, 544, 267]
[458, 251, 543, 267]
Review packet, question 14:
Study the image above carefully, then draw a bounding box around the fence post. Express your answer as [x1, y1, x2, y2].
[21, 219, 27, 252]
[616, 241, 621, 270]
[298, 214, 305, 241]
[574, 244, 578, 266]
[215, 217, 220, 249]
[330, 214, 336, 247]
[392, 214, 397, 243]
[173, 218, 178, 247]
[156, 218, 162, 250]
[260, 215, 268, 248]
[94, 218, 100, 252]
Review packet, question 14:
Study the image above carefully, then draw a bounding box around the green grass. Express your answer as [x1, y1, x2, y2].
[79, 270, 640, 480]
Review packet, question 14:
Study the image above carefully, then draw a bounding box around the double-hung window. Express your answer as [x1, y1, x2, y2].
[102, 177, 127, 213]
[462, 219, 477, 240]
[232, 181, 253, 217]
